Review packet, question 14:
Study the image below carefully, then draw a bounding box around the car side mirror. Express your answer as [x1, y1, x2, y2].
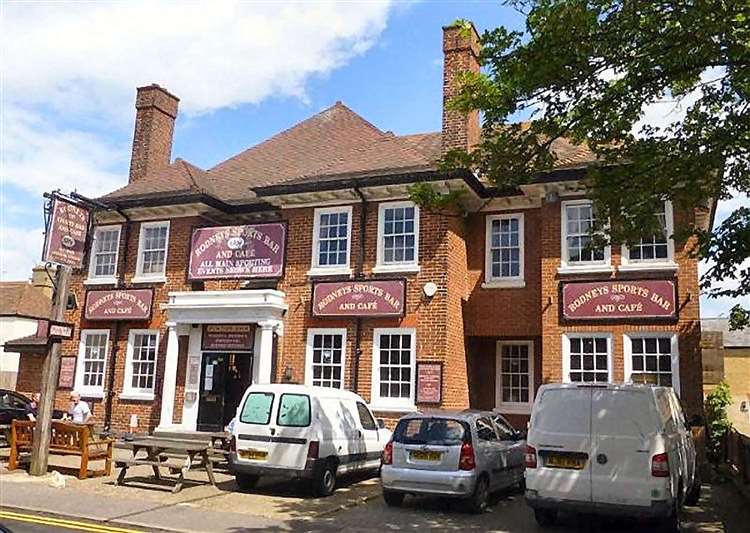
[377, 418, 386, 429]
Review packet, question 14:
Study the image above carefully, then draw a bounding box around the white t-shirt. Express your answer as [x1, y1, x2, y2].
[69, 400, 91, 423]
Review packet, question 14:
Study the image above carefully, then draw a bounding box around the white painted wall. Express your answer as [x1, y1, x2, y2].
[0, 316, 38, 389]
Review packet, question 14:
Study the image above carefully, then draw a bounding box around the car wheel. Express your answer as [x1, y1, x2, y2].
[235, 473, 259, 491]
[312, 461, 337, 497]
[684, 476, 701, 506]
[383, 490, 405, 507]
[534, 509, 557, 527]
[468, 475, 490, 514]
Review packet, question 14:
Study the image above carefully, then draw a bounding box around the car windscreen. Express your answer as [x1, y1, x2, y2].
[239, 392, 274, 425]
[393, 417, 469, 446]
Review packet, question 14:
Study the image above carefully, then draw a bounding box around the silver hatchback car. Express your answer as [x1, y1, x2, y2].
[380, 410, 526, 512]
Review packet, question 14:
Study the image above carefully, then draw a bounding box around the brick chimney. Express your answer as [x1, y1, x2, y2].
[442, 22, 481, 154]
[31, 264, 55, 298]
[128, 84, 179, 183]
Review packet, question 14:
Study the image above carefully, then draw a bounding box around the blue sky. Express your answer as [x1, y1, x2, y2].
[0, 1, 744, 317]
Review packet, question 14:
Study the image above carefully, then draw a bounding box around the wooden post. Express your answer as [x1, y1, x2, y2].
[29, 264, 73, 476]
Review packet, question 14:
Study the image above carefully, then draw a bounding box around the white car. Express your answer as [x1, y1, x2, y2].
[230, 384, 390, 496]
[525, 383, 700, 530]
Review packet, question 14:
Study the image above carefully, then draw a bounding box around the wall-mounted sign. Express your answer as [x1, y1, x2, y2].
[201, 324, 255, 351]
[84, 289, 153, 321]
[312, 279, 406, 317]
[416, 362, 443, 404]
[58, 357, 77, 388]
[562, 280, 677, 321]
[43, 197, 90, 268]
[188, 223, 286, 280]
[36, 319, 75, 340]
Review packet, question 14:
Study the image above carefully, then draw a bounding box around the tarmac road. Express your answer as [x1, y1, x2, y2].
[0, 512, 147, 533]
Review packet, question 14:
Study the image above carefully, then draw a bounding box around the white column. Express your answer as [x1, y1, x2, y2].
[158, 324, 180, 428]
[255, 322, 275, 385]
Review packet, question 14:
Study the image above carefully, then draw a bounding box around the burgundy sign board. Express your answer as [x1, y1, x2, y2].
[312, 280, 405, 317]
[58, 357, 76, 388]
[84, 289, 153, 321]
[36, 319, 75, 341]
[202, 324, 255, 351]
[44, 197, 90, 268]
[416, 362, 443, 404]
[562, 280, 677, 320]
[189, 223, 286, 280]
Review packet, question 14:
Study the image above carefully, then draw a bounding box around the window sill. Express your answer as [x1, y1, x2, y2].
[494, 404, 533, 415]
[557, 265, 614, 275]
[618, 262, 678, 272]
[369, 404, 418, 414]
[84, 277, 118, 286]
[372, 264, 421, 275]
[131, 275, 167, 284]
[306, 267, 353, 278]
[119, 392, 155, 401]
[79, 391, 105, 400]
[482, 279, 526, 289]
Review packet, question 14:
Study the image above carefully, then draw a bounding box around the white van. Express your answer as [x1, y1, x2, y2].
[525, 384, 700, 529]
[230, 384, 390, 496]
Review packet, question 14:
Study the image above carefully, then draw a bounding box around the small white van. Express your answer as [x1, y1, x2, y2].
[230, 384, 390, 496]
[525, 384, 700, 529]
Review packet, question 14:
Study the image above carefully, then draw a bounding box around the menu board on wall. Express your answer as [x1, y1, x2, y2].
[58, 357, 76, 388]
[201, 324, 255, 351]
[416, 362, 443, 404]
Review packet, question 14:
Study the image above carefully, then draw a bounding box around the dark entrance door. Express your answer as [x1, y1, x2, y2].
[197, 352, 253, 432]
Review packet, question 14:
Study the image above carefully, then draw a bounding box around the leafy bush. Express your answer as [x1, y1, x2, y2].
[705, 381, 733, 462]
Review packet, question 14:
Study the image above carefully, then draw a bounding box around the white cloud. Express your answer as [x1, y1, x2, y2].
[0, 224, 44, 281]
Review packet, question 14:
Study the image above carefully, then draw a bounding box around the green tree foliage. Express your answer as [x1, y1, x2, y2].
[431, 2, 750, 328]
[704, 381, 733, 462]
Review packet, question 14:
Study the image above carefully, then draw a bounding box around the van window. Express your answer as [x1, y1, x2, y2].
[277, 394, 311, 427]
[591, 390, 659, 435]
[240, 392, 274, 425]
[394, 417, 468, 446]
[356, 402, 377, 431]
[533, 388, 590, 434]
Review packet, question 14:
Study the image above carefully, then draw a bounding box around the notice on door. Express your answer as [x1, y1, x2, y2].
[201, 324, 255, 351]
[416, 362, 443, 404]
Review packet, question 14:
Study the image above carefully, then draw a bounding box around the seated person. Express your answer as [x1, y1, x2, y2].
[64, 391, 92, 424]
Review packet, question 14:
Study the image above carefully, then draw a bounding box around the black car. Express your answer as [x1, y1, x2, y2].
[0, 389, 64, 424]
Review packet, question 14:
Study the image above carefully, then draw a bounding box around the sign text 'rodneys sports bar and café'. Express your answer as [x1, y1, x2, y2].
[312, 280, 406, 317]
[84, 289, 153, 321]
[562, 280, 677, 320]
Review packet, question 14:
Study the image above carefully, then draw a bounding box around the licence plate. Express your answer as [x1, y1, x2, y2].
[239, 449, 268, 461]
[545, 454, 585, 469]
[411, 450, 442, 461]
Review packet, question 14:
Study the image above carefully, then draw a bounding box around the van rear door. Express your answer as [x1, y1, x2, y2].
[235, 390, 276, 464]
[268, 392, 314, 471]
[590, 388, 659, 507]
[529, 387, 592, 502]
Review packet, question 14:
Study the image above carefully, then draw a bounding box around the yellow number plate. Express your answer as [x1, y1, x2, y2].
[239, 450, 268, 461]
[545, 454, 585, 469]
[411, 450, 442, 461]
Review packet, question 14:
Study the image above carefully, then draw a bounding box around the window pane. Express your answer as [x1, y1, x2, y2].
[382, 205, 417, 265]
[377, 333, 413, 400]
[565, 204, 605, 264]
[500, 343, 531, 404]
[568, 336, 609, 383]
[277, 394, 311, 427]
[628, 335, 673, 389]
[240, 392, 274, 424]
[310, 332, 345, 388]
[489, 216, 522, 279]
[317, 210, 349, 266]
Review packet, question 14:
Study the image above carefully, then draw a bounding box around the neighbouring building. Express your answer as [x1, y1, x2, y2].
[701, 318, 750, 435]
[14, 22, 712, 433]
[0, 267, 53, 389]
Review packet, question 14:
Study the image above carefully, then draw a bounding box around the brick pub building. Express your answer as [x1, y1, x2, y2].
[16, 22, 710, 433]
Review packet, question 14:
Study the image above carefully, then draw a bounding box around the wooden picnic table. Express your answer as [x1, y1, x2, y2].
[115, 437, 216, 493]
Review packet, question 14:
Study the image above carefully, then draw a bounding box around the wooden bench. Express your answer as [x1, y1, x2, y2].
[8, 420, 114, 479]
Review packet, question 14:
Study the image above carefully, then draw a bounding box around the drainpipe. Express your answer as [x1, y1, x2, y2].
[352, 187, 367, 394]
[103, 206, 130, 432]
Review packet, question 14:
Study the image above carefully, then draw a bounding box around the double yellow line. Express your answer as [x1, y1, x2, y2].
[0, 510, 145, 533]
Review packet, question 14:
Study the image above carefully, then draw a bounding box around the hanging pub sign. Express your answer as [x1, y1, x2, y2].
[188, 223, 286, 280]
[84, 289, 153, 321]
[312, 279, 405, 317]
[36, 319, 75, 341]
[43, 196, 90, 268]
[416, 362, 443, 404]
[201, 324, 255, 351]
[562, 279, 677, 321]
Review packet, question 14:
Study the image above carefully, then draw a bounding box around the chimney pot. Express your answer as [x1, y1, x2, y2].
[128, 84, 179, 183]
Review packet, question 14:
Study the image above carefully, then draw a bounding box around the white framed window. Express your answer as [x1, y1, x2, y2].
[86, 225, 121, 284]
[495, 340, 534, 413]
[75, 329, 110, 398]
[562, 333, 613, 383]
[371, 328, 416, 411]
[620, 201, 676, 270]
[121, 329, 160, 400]
[374, 201, 420, 273]
[309, 206, 352, 276]
[484, 213, 525, 288]
[560, 200, 611, 273]
[305, 328, 347, 389]
[134, 221, 170, 282]
[624, 333, 680, 394]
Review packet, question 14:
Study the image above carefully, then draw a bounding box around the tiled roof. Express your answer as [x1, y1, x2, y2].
[0, 282, 51, 319]
[702, 318, 750, 348]
[101, 103, 598, 204]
